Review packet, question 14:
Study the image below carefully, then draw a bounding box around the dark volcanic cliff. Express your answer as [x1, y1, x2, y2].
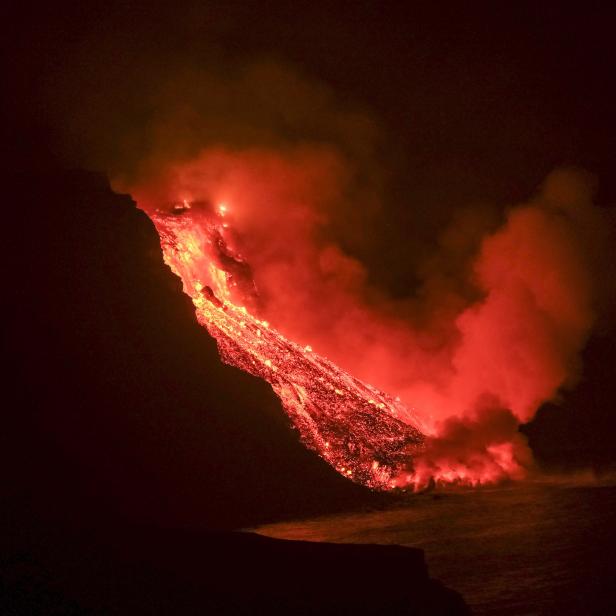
[2, 167, 468, 614]
[4, 167, 380, 530]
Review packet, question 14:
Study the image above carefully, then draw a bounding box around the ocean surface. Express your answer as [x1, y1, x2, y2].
[252, 480, 616, 615]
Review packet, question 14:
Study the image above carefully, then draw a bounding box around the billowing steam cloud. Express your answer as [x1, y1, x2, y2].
[126, 143, 602, 485]
[54, 55, 606, 486]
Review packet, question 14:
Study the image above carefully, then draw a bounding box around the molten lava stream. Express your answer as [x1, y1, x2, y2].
[148, 204, 426, 491]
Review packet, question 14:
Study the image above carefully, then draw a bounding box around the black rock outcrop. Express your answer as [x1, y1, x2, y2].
[3, 167, 468, 614]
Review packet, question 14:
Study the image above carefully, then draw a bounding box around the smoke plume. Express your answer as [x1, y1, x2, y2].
[50, 52, 607, 486]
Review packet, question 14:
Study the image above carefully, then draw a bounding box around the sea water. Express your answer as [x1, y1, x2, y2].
[253, 480, 616, 615]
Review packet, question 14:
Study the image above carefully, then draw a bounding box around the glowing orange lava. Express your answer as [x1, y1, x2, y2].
[148, 202, 426, 490]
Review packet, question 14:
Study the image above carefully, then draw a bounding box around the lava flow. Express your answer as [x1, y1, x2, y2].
[149, 201, 426, 490]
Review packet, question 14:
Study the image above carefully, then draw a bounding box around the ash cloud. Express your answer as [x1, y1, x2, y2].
[46, 45, 611, 486]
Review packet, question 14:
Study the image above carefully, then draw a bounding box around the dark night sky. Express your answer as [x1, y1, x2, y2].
[5, 3, 614, 184]
[4, 2, 616, 532]
[7, 3, 616, 287]
[8, 2, 616, 191]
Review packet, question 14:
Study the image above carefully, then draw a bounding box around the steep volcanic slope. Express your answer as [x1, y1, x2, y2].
[3, 166, 470, 616]
[4, 168, 389, 532]
[150, 205, 426, 489]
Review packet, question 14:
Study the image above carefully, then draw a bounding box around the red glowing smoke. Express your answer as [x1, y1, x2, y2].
[125, 144, 602, 488]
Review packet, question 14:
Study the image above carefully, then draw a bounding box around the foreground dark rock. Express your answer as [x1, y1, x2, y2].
[1, 523, 468, 615]
[3, 166, 468, 612]
[3, 166, 389, 531]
